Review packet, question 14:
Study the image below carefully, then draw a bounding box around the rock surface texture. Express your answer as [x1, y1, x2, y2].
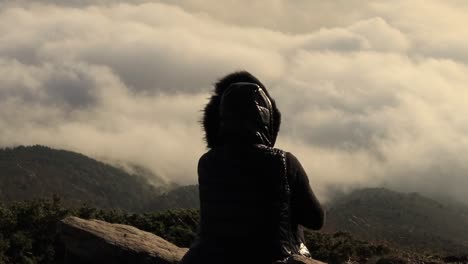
[59, 216, 326, 264]
[59, 216, 188, 264]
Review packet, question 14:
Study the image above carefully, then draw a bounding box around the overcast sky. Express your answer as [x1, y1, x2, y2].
[1, 0, 468, 202]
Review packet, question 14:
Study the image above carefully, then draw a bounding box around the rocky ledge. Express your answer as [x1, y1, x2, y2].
[59, 216, 326, 264]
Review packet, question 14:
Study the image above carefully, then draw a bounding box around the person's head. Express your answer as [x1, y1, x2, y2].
[202, 71, 281, 148]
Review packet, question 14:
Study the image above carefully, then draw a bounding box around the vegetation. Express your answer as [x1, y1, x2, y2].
[305, 230, 390, 263]
[2, 146, 468, 263]
[325, 188, 468, 255]
[0, 196, 199, 264]
[149, 185, 199, 211]
[0, 196, 464, 264]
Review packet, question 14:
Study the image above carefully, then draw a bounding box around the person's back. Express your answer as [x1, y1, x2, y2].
[198, 144, 289, 263]
[181, 71, 324, 264]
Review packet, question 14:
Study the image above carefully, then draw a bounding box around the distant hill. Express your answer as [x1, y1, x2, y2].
[0, 145, 169, 212]
[323, 187, 468, 254]
[3, 145, 468, 255]
[149, 185, 199, 211]
[156, 185, 468, 254]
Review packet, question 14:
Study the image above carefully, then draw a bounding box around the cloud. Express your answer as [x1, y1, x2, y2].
[276, 52, 468, 201]
[1, 0, 468, 203]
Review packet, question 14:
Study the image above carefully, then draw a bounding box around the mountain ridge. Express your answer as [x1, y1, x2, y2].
[0, 145, 168, 212]
[1, 145, 467, 255]
[323, 187, 468, 254]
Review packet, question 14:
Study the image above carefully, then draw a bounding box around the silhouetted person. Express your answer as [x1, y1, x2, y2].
[180, 71, 324, 264]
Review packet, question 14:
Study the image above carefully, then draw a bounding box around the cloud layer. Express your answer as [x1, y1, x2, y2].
[1, 0, 468, 202]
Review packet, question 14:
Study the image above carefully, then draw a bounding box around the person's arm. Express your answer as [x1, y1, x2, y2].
[286, 152, 325, 230]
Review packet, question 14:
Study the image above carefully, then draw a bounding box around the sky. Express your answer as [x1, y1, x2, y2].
[1, 0, 468, 202]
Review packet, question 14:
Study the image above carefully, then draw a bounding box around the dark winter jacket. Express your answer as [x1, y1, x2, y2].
[180, 71, 324, 264]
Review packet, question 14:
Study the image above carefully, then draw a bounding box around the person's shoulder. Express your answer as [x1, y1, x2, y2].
[251, 145, 301, 164]
[199, 149, 212, 158]
[198, 146, 229, 165]
[198, 149, 214, 164]
[283, 151, 308, 182]
[283, 151, 301, 166]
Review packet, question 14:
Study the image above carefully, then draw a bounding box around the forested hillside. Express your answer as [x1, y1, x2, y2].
[0, 145, 168, 212]
[1, 146, 468, 262]
[324, 188, 468, 254]
[148, 185, 199, 211]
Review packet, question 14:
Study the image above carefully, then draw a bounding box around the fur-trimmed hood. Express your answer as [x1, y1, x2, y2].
[202, 71, 281, 149]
